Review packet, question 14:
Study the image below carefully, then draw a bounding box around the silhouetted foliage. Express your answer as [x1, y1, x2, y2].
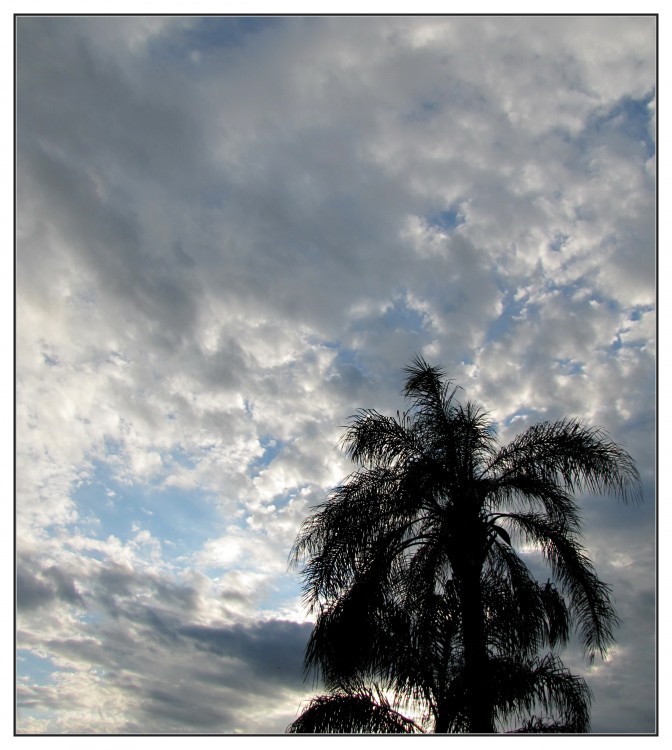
[288, 356, 641, 733]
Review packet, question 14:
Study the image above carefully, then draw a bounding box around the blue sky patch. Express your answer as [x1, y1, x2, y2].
[71, 461, 225, 562]
[554, 358, 585, 376]
[428, 208, 465, 233]
[585, 92, 655, 160]
[630, 304, 655, 321]
[381, 298, 428, 335]
[483, 291, 528, 343]
[17, 650, 59, 684]
[249, 436, 285, 477]
[150, 16, 285, 63]
[549, 232, 570, 253]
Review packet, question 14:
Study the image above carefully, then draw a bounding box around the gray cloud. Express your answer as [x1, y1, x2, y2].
[17, 544, 312, 733]
[16, 14, 655, 734]
[180, 620, 312, 685]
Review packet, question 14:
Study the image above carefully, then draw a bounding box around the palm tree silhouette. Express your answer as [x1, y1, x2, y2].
[288, 356, 641, 733]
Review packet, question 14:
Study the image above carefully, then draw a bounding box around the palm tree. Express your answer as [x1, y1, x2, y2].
[288, 356, 641, 733]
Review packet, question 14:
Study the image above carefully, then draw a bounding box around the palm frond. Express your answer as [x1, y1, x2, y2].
[287, 689, 425, 733]
[484, 539, 570, 657]
[487, 474, 583, 529]
[512, 716, 585, 733]
[340, 409, 420, 469]
[486, 419, 641, 504]
[500, 511, 619, 660]
[403, 355, 457, 414]
[490, 653, 592, 733]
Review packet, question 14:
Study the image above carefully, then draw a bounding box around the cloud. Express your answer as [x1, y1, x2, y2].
[16, 15, 655, 734]
[17, 534, 312, 733]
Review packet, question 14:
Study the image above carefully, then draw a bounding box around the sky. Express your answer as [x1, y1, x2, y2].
[14, 13, 656, 735]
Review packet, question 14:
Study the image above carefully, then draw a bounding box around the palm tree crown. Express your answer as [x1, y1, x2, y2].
[288, 356, 641, 733]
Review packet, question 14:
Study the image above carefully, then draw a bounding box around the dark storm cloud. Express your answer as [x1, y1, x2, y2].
[122, 617, 311, 732]
[16, 558, 85, 612]
[180, 619, 313, 686]
[16, 569, 60, 612]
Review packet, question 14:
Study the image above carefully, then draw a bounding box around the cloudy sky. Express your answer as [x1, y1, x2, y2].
[15, 14, 656, 735]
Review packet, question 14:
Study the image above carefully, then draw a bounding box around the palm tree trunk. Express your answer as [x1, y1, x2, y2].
[458, 564, 495, 733]
[434, 708, 450, 733]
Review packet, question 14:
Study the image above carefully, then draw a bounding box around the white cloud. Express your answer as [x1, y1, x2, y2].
[16, 15, 655, 734]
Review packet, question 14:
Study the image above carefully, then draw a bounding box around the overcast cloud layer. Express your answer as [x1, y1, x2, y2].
[16, 15, 656, 734]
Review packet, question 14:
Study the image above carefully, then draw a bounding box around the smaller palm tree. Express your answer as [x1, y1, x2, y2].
[288, 357, 641, 733]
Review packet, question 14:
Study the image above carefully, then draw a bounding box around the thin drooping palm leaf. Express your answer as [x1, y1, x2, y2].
[484, 419, 641, 504]
[287, 688, 425, 734]
[488, 653, 592, 733]
[481, 547, 571, 659]
[495, 510, 619, 660]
